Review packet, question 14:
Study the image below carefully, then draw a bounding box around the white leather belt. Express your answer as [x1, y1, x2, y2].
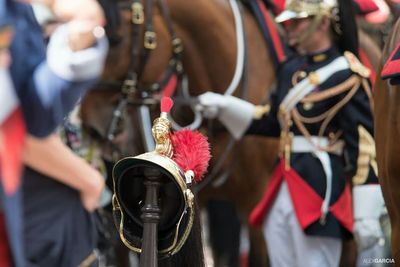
[292, 136, 328, 152]
[291, 136, 343, 155]
[291, 136, 343, 223]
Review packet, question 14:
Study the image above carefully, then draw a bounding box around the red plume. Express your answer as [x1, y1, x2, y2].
[161, 97, 174, 113]
[171, 129, 211, 183]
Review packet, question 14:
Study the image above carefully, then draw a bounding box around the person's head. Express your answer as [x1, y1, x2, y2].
[276, 0, 359, 56]
[284, 16, 333, 54]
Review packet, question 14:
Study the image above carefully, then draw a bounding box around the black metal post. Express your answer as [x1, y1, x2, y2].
[139, 168, 162, 267]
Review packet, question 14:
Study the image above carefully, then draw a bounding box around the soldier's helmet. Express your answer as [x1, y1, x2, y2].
[275, 0, 359, 57]
[275, 0, 338, 23]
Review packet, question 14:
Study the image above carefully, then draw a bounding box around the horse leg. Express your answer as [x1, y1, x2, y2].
[206, 203, 271, 267]
[206, 200, 241, 267]
[248, 227, 269, 267]
[339, 240, 357, 267]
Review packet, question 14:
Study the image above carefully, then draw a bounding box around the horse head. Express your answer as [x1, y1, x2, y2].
[81, 0, 279, 265]
[81, 0, 281, 211]
[80, 0, 179, 161]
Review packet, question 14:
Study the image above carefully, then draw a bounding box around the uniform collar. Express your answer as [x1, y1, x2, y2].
[306, 46, 340, 65]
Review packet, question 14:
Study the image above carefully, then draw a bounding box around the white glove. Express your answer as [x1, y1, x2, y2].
[197, 92, 228, 119]
[198, 92, 255, 140]
[353, 184, 385, 251]
[353, 219, 383, 251]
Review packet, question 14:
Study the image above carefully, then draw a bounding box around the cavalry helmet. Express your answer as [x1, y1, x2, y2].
[275, 0, 338, 23]
[275, 0, 359, 57]
[112, 151, 195, 258]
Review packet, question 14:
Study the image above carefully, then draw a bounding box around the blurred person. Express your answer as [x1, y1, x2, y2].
[22, 134, 105, 267]
[0, 0, 108, 266]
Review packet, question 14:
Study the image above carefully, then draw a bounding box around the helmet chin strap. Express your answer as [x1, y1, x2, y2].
[294, 14, 324, 50]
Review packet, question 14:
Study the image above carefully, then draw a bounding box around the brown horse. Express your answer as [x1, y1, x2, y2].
[81, 0, 382, 266]
[374, 17, 400, 264]
[82, 0, 277, 265]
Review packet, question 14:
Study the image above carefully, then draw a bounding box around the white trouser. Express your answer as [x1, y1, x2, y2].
[356, 242, 388, 267]
[263, 182, 342, 267]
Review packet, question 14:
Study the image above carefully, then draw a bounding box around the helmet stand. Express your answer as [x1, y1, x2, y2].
[139, 168, 162, 267]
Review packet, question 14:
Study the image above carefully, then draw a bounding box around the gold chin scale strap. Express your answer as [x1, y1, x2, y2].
[296, 14, 324, 46]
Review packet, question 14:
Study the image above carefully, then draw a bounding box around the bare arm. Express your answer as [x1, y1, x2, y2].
[22, 134, 105, 212]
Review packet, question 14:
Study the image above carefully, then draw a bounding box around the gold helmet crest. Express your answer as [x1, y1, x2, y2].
[276, 0, 338, 23]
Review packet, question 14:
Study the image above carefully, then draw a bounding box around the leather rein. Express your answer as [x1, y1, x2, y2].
[97, 0, 184, 143]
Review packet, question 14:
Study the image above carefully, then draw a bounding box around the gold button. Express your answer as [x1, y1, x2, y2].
[303, 102, 313, 110]
[308, 72, 319, 85]
[313, 54, 327, 62]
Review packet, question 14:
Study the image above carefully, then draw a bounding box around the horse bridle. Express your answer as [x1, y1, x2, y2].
[98, 0, 250, 192]
[98, 0, 184, 145]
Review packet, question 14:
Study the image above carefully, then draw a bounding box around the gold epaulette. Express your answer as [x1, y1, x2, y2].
[344, 51, 371, 78]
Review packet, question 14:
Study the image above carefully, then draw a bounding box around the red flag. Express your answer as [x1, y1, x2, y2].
[0, 68, 26, 195]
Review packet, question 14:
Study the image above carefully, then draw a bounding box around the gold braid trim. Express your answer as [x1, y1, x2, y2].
[301, 75, 360, 103]
[290, 75, 362, 152]
[292, 77, 360, 132]
[361, 78, 374, 114]
[353, 125, 378, 185]
[292, 110, 345, 153]
[318, 80, 360, 136]
[295, 76, 360, 124]
[78, 251, 97, 267]
[292, 70, 307, 86]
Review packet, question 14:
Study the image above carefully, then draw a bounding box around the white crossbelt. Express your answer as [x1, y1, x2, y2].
[291, 136, 343, 223]
[280, 56, 349, 114]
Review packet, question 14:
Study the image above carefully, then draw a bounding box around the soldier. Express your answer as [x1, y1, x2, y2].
[198, 0, 384, 266]
[0, 0, 107, 266]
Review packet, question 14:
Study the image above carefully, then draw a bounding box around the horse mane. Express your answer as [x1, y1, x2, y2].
[159, 202, 205, 267]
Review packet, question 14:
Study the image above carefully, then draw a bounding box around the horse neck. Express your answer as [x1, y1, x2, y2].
[166, 0, 275, 98]
[162, 0, 233, 93]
